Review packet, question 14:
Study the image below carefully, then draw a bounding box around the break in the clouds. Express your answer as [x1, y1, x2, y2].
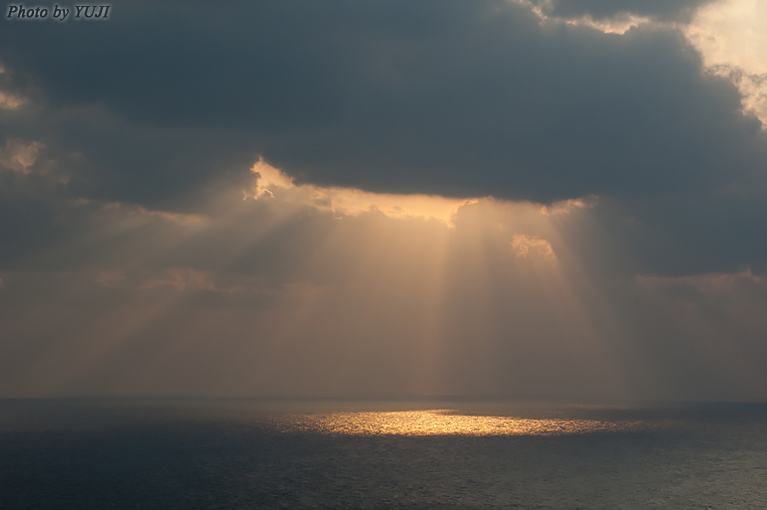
[1, 0, 766, 400]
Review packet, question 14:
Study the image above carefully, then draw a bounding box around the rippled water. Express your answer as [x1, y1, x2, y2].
[1, 399, 766, 509]
[278, 408, 648, 436]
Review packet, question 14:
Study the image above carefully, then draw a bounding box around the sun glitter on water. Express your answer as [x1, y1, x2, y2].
[279, 409, 644, 437]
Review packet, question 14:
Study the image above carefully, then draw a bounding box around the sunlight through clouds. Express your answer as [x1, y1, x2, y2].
[685, 0, 767, 127]
[249, 158, 477, 227]
[2, 0, 767, 403]
[512, 0, 652, 34]
[0, 155, 623, 398]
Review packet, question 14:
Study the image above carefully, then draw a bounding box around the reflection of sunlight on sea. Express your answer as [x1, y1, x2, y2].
[278, 409, 645, 436]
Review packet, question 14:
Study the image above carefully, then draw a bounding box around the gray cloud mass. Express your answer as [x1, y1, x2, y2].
[1, 0, 764, 201]
[534, 0, 717, 22]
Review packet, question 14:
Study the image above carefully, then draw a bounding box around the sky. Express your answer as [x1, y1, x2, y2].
[1, 0, 766, 401]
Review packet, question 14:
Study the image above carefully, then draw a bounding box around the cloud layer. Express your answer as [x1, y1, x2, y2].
[1, 0, 766, 400]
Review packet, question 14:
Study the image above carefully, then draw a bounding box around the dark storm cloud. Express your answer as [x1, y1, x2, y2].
[2, 0, 765, 204]
[0, 104, 257, 208]
[533, 0, 716, 22]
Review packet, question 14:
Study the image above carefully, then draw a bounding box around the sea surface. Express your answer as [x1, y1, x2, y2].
[1, 399, 766, 509]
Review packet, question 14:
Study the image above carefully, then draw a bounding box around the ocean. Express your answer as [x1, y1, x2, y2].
[1, 399, 765, 509]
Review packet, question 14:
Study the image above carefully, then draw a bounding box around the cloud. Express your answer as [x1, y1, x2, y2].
[250, 158, 476, 227]
[0, 138, 44, 174]
[0, 63, 26, 110]
[531, 0, 716, 23]
[685, 0, 767, 126]
[0, 90, 24, 110]
[1, 0, 765, 207]
[511, 234, 557, 260]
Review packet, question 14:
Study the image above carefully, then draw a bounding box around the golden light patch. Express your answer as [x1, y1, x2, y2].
[280, 409, 644, 436]
[251, 158, 296, 198]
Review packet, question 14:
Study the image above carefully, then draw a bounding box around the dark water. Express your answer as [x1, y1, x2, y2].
[1, 399, 766, 509]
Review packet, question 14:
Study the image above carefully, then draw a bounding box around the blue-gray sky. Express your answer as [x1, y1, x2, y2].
[1, 0, 766, 400]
